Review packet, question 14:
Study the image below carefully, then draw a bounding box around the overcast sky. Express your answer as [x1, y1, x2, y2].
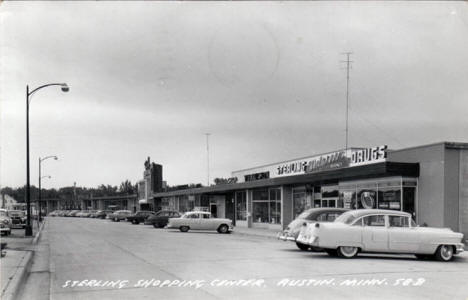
[1, 1, 467, 190]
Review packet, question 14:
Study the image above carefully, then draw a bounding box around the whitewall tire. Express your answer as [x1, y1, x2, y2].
[337, 246, 359, 258]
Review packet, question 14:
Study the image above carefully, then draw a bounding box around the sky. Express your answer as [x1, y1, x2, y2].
[1, 1, 468, 190]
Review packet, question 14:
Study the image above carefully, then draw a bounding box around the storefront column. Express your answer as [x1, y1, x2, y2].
[281, 186, 293, 230]
[246, 189, 253, 228]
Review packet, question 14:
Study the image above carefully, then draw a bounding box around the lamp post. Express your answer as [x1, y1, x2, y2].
[38, 174, 51, 222]
[39, 155, 58, 221]
[26, 83, 69, 236]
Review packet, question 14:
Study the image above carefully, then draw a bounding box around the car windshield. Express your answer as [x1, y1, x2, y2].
[297, 210, 312, 219]
[334, 211, 357, 224]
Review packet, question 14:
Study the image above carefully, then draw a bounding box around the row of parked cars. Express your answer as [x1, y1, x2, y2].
[48, 209, 234, 233]
[278, 208, 465, 262]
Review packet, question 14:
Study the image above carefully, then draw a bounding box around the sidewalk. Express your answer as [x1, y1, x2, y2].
[233, 225, 280, 239]
[0, 220, 45, 300]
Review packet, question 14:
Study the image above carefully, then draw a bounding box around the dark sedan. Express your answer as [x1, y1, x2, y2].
[145, 210, 181, 228]
[127, 211, 155, 224]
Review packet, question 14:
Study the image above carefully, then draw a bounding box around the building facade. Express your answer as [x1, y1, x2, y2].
[150, 142, 468, 239]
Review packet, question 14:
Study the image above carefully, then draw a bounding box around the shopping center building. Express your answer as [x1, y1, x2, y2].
[144, 142, 467, 238]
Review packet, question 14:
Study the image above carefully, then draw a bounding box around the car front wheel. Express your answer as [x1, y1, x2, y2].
[296, 242, 310, 251]
[337, 246, 359, 258]
[180, 226, 189, 232]
[435, 245, 454, 262]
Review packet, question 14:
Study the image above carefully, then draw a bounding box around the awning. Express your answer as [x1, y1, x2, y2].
[138, 199, 148, 205]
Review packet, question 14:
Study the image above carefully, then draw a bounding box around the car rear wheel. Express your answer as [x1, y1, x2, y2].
[180, 226, 189, 232]
[217, 224, 229, 234]
[134, 220, 140, 225]
[337, 246, 358, 258]
[435, 245, 454, 262]
[296, 242, 310, 251]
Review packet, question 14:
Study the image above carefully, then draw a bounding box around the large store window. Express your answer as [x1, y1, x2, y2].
[235, 191, 247, 220]
[321, 185, 339, 208]
[356, 182, 378, 209]
[269, 188, 281, 224]
[293, 186, 308, 218]
[252, 187, 281, 224]
[178, 195, 194, 213]
[338, 177, 417, 216]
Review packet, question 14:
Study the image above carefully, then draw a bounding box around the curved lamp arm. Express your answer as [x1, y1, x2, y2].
[40, 155, 58, 163]
[28, 83, 69, 103]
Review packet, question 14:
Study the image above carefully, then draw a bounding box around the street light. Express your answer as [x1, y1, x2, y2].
[26, 83, 69, 236]
[39, 156, 58, 221]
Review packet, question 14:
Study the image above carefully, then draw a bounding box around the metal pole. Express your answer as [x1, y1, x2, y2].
[25, 85, 32, 236]
[38, 157, 42, 222]
[205, 133, 210, 186]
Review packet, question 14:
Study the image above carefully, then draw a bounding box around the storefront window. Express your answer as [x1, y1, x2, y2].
[321, 185, 339, 208]
[378, 188, 401, 210]
[340, 190, 356, 209]
[293, 186, 307, 218]
[253, 187, 281, 224]
[236, 191, 247, 220]
[339, 177, 416, 212]
[269, 188, 281, 224]
[178, 196, 193, 213]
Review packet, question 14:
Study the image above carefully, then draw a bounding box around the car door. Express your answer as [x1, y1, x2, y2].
[361, 215, 389, 252]
[388, 215, 420, 252]
[188, 213, 202, 229]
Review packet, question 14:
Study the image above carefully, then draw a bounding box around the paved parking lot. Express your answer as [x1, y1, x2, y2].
[18, 217, 468, 300]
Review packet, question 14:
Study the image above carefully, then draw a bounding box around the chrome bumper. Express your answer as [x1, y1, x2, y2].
[455, 243, 464, 254]
[277, 232, 296, 242]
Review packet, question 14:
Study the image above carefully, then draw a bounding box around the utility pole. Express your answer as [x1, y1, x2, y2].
[205, 133, 211, 186]
[341, 52, 353, 150]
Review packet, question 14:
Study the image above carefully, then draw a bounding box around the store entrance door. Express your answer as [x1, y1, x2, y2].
[210, 204, 217, 218]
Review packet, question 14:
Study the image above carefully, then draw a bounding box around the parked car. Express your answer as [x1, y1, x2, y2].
[145, 210, 181, 228]
[67, 210, 80, 217]
[278, 208, 349, 251]
[126, 211, 155, 224]
[167, 211, 233, 233]
[0, 209, 12, 236]
[7, 210, 27, 229]
[109, 210, 132, 222]
[296, 209, 464, 261]
[95, 210, 114, 219]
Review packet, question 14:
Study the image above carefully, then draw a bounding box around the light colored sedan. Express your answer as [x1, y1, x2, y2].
[297, 209, 464, 261]
[277, 208, 348, 251]
[167, 211, 233, 233]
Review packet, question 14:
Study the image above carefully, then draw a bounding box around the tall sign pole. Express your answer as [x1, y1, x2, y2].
[205, 133, 211, 186]
[341, 52, 353, 150]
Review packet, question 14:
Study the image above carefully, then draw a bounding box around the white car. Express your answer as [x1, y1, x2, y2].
[167, 211, 233, 234]
[297, 209, 464, 261]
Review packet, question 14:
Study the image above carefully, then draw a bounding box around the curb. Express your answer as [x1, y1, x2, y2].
[1, 250, 33, 300]
[33, 219, 46, 245]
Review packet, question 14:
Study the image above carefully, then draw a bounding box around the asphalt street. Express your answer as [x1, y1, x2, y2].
[18, 217, 468, 300]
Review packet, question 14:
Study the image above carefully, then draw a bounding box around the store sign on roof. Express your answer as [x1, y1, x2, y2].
[275, 145, 387, 177]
